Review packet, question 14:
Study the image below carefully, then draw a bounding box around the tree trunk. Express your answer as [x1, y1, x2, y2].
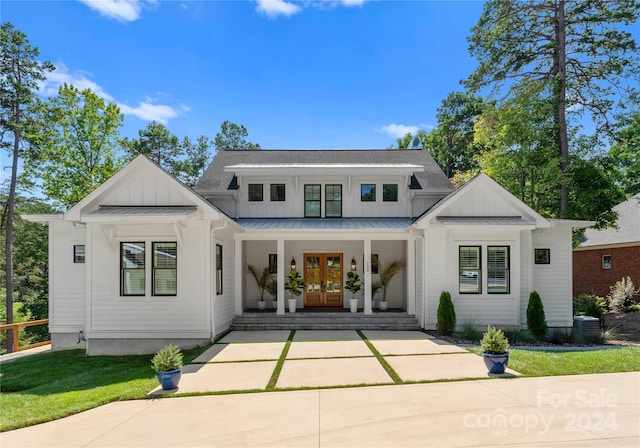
[555, 0, 570, 218]
[5, 104, 19, 353]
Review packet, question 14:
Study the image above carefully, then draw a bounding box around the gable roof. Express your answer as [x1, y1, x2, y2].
[411, 173, 551, 229]
[194, 149, 453, 196]
[579, 193, 640, 247]
[62, 155, 233, 224]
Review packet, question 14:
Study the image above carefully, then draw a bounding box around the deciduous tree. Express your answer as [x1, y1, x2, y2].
[28, 84, 123, 209]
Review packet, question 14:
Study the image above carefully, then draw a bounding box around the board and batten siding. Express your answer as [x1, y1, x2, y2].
[49, 221, 86, 333]
[87, 221, 210, 337]
[414, 237, 424, 326]
[213, 225, 236, 336]
[102, 164, 193, 206]
[233, 176, 411, 219]
[529, 226, 574, 328]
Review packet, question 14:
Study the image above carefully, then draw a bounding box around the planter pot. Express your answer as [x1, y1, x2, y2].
[288, 298, 297, 313]
[156, 368, 182, 390]
[378, 301, 388, 311]
[271, 300, 278, 310]
[482, 352, 510, 374]
[349, 298, 358, 313]
[257, 301, 267, 310]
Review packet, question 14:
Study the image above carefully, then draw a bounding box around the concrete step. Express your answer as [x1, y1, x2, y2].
[230, 311, 421, 331]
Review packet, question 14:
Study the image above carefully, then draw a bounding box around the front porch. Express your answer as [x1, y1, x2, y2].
[230, 310, 420, 331]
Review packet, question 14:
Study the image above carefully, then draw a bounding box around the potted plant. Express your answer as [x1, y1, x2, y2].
[373, 260, 405, 311]
[247, 264, 271, 310]
[285, 269, 304, 313]
[265, 277, 278, 310]
[345, 271, 361, 313]
[151, 344, 184, 390]
[479, 326, 510, 374]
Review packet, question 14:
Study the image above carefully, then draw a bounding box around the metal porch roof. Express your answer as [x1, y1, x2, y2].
[237, 218, 412, 230]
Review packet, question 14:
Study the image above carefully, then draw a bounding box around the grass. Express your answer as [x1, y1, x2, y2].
[467, 346, 640, 376]
[0, 346, 207, 432]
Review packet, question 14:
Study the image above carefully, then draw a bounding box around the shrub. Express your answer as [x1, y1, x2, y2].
[527, 290, 548, 338]
[608, 276, 639, 312]
[151, 344, 184, 372]
[573, 293, 607, 326]
[502, 328, 537, 345]
[480, 326, 510, 354]
[436, 291, 456, 335]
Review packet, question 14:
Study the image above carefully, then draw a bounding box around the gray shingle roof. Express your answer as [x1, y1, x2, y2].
[194, 149, 453, 195]
[579, 193, 640, 247]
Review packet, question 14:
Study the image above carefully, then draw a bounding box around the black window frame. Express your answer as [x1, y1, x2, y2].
[304, 184, 321, 218]
[602, 254, 612, 270]
[487, 246, 510, 294]
[248, 184, 263, 202]
[270, 184, 286, 202]
[152, 242, 177, 296]
[325, 184, 342, 218]
[361, 184, 376, 202]
[459, 246, 481, 294]
[382, 184, 398, 202]
[216, 244, 223, 295]
[534, 248, 551, 265]
[121, 242, 146, 296]
[74, 245, 85, 263]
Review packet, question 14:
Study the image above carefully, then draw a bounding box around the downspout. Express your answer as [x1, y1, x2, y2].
[210, 220, 228, 341]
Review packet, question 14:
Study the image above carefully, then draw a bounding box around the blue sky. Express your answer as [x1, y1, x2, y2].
[4, 0, 485, 150]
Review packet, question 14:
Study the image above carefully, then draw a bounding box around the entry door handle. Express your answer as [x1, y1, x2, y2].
[320, 280, 324, 292]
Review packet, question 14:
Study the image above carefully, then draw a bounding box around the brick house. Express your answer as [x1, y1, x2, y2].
[573, 193, 640, 298]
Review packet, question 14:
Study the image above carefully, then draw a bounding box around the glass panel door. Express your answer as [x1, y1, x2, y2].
[303, 253, 343, 307]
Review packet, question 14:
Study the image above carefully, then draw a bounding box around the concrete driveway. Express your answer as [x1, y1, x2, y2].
[149, 330, 517, 395]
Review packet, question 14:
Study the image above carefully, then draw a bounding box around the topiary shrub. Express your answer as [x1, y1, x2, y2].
[573, 293, 607, 326]
[436, 291, 456, 335]
[527, 290, 548, 338]
[479, 326, 510, 354]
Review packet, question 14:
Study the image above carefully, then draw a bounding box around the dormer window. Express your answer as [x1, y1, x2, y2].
[248, 184, 263, 201]
[383, 184, 398, 202]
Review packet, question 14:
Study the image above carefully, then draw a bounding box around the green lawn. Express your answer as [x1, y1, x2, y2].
[468, 346, 640, 376]
[0, 346, 207, 432]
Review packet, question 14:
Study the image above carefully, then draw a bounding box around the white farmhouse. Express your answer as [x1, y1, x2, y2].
[24, 149, 592, 354]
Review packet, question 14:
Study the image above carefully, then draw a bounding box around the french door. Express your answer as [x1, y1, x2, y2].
[303, 253, 343, 307]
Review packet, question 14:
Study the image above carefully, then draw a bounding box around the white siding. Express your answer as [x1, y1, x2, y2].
[49, 221, 86, 332]
[441, 182, 522, 217]
[102, 165, 191, 206]
[529, 226, 574, 328]
[425, 227, 521, 329]
[234, 176, 413, 218]
[414, 238, 424, 326]
[213, 225, 236, 336]
[87, 221, 210, 337]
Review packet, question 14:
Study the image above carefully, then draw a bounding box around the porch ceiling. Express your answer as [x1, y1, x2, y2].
[236, 218, 412, 230]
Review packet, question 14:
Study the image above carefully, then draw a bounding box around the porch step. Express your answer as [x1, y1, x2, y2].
[230, 311, 421, 331]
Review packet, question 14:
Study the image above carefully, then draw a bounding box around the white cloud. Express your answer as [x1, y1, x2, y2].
[339, 0, 367, 6]
[79, 0, 144, 22]
[39, 63, 181, 124]
[119, 101, 178, 124]
[39, 63, 115, 101]
[255, 0, 302, 18]
[379, 124, 420, 139]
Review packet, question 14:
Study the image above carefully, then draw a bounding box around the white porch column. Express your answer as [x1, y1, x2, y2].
[234, 240, 243, 315]
[364, 239, 372, 315]
[277, 239, 285, 315]
[406, 238, 415, 315]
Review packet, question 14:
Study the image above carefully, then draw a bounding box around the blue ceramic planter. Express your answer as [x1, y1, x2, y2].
[482, 352, 509, 374]
[156, 369, 182, 390]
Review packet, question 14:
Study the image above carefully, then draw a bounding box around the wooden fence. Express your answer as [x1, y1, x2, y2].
[0, 319, 50, 353]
